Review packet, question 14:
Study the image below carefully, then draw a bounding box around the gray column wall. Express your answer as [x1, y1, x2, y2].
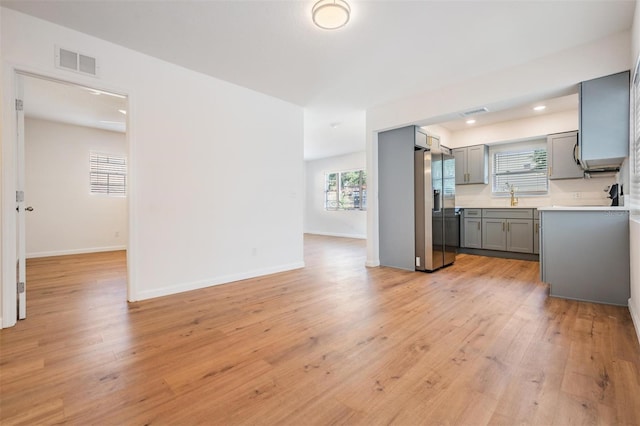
[378, 126, 416, 270]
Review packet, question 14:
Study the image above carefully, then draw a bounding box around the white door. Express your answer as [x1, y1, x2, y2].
[16, 74, 26, 320]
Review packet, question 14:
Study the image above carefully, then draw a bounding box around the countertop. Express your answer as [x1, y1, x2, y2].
[457, 205, 629, 211]
[537, 205, 630, 211]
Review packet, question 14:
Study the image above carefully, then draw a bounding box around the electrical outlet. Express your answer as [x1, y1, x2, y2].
[114, 231, 119, 237]
[573, 192, 581, 199]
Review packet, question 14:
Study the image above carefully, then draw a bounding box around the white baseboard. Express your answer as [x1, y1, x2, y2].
[136, 261, 305, 301]
[629, 298, 640, 347]
[304, 231, 366, 240]
[365, 259, 380, 267]
[27, 246, 126, 259]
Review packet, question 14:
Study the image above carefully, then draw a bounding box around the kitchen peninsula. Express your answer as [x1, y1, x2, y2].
[538, 205, 630, 306]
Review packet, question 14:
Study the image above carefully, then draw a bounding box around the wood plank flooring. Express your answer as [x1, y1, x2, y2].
[1, 234, 639, 425]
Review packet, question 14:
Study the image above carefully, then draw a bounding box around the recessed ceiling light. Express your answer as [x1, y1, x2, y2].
[84, 87, 126, 99]
[533, 105, 546, 111]
[118, 109, 127, 115]
[466, 119, 476, 124]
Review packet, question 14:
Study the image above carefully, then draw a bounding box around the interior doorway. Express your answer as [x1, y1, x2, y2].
[14, 71, 130, 321]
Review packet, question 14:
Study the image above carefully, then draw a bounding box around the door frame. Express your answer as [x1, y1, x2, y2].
[1, 63, 137, 328]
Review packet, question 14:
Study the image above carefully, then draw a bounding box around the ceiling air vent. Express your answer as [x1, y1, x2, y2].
[460, 107, 489, 117]
[55, 46, 98, 77]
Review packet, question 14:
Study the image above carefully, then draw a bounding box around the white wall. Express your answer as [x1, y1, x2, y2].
[304, 151, 366, 239]
[447, 110, 614, 208]
[25, 118, 127, 257]
[365, 30, 631, 267]
[1, 8, 304, 326]
[449, 109, 578, 148]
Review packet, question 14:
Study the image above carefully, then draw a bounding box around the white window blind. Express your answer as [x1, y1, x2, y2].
[492, 146, 548, 194]
[90, 152, 127, 196]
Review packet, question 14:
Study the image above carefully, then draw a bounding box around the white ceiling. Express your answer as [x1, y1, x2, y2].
[2, 0, 635, 159]
[437, 93, 579, 132]
[22, 74, 127, 133]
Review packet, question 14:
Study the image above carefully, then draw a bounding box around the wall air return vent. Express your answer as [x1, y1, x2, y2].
[460, 107, 489, 117]
[55, 46, 98, 77]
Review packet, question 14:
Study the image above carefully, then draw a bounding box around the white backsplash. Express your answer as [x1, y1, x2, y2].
[455, 176, 616, 208]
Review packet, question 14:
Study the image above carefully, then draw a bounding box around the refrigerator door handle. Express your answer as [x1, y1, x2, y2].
[433, 189, 441, 212]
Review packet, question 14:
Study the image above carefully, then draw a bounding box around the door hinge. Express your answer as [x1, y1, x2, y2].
[15, 99, 23, 111]
[16, 190, 24, 202]
[18, 282, 25, 293]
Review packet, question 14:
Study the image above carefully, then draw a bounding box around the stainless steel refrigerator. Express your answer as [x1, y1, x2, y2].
[414, 143, 457, 271]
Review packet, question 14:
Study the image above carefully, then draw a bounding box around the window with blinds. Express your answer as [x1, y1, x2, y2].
[90, 152, 127, 196]
[632, 66, 640, 208]
[492, 146, 548, 195]
[325, 169, 367, 211]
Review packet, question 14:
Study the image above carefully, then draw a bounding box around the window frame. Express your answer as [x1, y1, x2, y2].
[324, 168, 367, 211]
[89, 151, 127, 197]
[490, 139, 549, 197]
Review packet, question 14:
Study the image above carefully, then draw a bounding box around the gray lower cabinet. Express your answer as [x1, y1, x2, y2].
[533, 219, 540, 255]
[463, 218, 482, 248]
[482, 218, 507, 250]
[481, 218, 533, 253]
[540, 210, 629, 305]
[480, 209, 535, 253]
[506, 219, 534, 253]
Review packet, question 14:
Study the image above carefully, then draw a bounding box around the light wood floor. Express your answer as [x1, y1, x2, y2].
[1, 235, 640, 425]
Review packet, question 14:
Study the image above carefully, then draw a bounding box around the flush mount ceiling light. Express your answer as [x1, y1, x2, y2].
[533, 105, 546, 111]
[312, 0, 351, 30]
[466, 119, 476, 125]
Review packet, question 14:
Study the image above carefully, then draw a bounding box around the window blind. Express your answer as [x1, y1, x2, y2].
[90, 152, 127, 196]
[492, 148, 548, 194]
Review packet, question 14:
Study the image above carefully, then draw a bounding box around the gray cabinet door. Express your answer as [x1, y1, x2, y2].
[463, 218, 482, 248]
[548, 131, 583, 180]
[506, 219, 533, 253]
[453, 148, 467, 185]
[579, 71, 630, 166]
[533, 219, 540, 255]
[482, 218, 506, 250]
[467, 145, 488, 184]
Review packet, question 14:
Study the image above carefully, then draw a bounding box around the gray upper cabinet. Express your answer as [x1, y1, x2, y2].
[579, 70, 630, 170]
[453, 145, 488, 185]
[547, 131, 583, 180]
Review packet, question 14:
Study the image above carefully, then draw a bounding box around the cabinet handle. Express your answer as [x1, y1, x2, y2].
[535, 223, 539, 234]
[507, 222, 510, 232]
[502, 222, 505, 232]
[477, 222, 480, 230]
